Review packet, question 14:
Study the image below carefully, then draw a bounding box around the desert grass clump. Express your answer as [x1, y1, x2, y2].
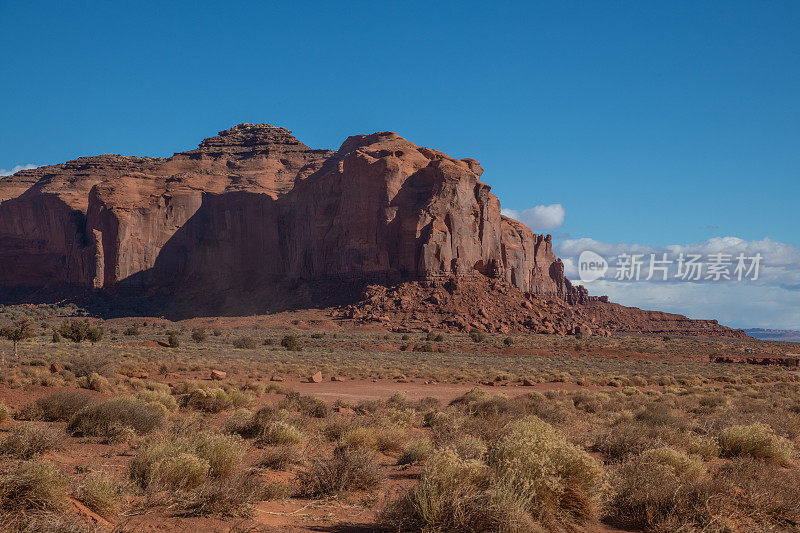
[136, 389, 178, 411]
[386, 418, 606, 531]
[297, 445, 383, 498]
[67, 396, 166, 438]
[489, 418, 607, 526]
[256, 421, 303, 446]
[382, 448, 529, 532]
[175, 471, 266, 517]
[184, 387, 251, 413]
[75, 371, 111, 392]
[78, 471, 120, 516]
[130, 432, 244, 490]
[713, 457, 800, 527]
[232, 336, 257, 349]
[717, 423, 794, 464]
[280, 392, 330, 418]
[609, 450, 717, 531]
[258, 444, 305, 470]
[22, 391, 98, 422]
[397, 438, 434, 466]
[595, 420, 672, 461]
[640, 447, 704, 481]
[0, 462, 67, 522]
[0, 422, 65, 459]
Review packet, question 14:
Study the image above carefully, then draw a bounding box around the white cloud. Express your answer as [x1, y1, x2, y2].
[0, 163, 38, 177]
[502, 203, 566, 231]
[555, 236, 800, 329]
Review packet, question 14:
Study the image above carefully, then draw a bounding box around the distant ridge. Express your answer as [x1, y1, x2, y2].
[745, 329, 800, 343]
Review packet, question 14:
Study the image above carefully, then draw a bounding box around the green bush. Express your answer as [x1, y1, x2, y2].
[167, 333, 180, 348]
[232, 336, 257, 349]
[75, 371, 111, 391]
[385, 418, 606, 531]
[256, 421, 303, 446]
[469, 329, 486, 343]
[58, 319, 102, 343]
[281, 335, 300, 351]
[184, 387, 252, 413]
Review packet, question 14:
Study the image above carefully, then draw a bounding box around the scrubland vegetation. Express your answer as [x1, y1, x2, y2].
[0, 304, 798, 530]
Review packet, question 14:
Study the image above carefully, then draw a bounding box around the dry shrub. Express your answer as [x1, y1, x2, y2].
[717, 423, 794, 464]
[385, 417, 606, 532]
[382, 448, 540, 532]
[640, 447, 704, 481]
[256, 421, 303, 446]
[0, 462, 67, 524]
[130, 432, 244, 490]
[609, 449, 715, 531]
[78, 471, 120, 516]
[595, 420, 673, 460]
[184, 387, 251, 413]
[22, 390, 97, 422]
[258, 445, 305, 470]
[397, 438, 434, 466]
[634, 403, 688, 429]
[136, 389, 177, 411]
[383, 448, 493, 531]
[67, 396, 166, 438]
[489, 418, 607, 526]
[279, 392, 330, 418]
[175, 471, 266, 517]
[15, 512, 96, 533]
[223, 408, 254, 435]
[75, 372, 111, 392]
[297, 445, 383, 497]
[449, 435, 488, 461]
[714, 457, 800, 527]
[0, 422, 65, 459]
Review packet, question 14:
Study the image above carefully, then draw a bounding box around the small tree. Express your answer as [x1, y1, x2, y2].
[0, 317, 34, 358]
[87, 328, 103, 345]
[281, 335, 300, 351]
[58, 319, 103, 344]
[167, 334, 180, 348]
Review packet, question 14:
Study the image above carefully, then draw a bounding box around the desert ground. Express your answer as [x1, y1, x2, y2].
[1, 304, 799, 532]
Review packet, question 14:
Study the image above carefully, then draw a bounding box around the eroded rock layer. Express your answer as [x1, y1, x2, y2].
[0, 124, 744, 337]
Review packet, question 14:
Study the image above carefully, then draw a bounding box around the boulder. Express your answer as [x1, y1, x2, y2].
[309, 371, 323, 383]
[210, 370, 227, 380]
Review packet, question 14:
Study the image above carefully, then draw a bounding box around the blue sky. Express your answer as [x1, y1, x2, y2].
[1, 1, 798, 328]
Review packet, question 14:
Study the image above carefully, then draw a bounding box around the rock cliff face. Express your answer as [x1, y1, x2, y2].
[0, 124, 743, 336]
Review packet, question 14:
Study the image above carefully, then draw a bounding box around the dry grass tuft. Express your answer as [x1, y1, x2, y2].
[297, 445, 383, 498]
[67, 396, 166, 439]
[717, 423, 794, 464]
[0, 422, 65, 459]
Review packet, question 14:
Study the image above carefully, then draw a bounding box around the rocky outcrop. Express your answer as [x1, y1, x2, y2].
[0, 123, 744, 337]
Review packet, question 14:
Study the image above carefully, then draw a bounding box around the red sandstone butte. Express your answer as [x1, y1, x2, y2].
[0, 124, 745, 337]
